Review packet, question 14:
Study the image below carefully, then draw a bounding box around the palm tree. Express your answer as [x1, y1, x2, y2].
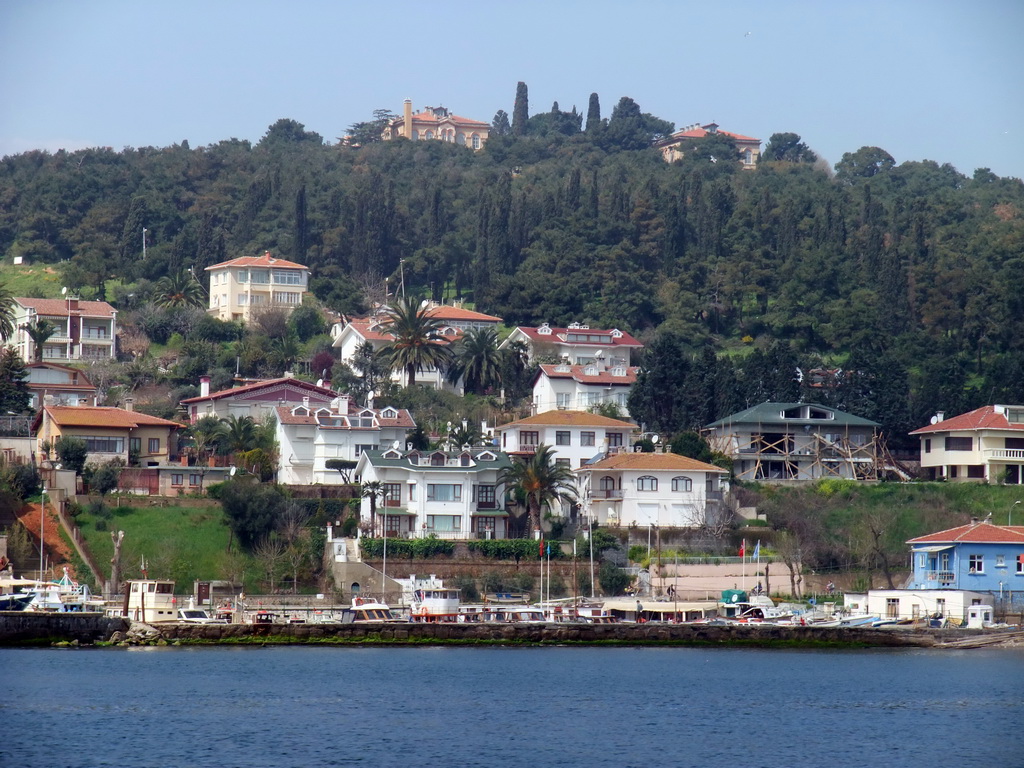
[153, 271, 205, 308]
[20, 319, 56, 362]
[361, 481, 385, 537]
[218, 414, 258, 456]
[446, 327, 502, 394]
[0, 282, 15, 342]
[379, 297, 453, 387]
[499, 444, 578, 535]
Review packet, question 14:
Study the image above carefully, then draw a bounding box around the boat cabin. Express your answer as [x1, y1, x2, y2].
[119, 579, 178, 623]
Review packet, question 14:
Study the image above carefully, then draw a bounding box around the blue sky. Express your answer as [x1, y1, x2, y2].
[2, 1, 1021, 179]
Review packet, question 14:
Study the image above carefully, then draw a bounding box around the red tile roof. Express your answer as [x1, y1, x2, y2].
[424, 306, 502, 323]
[909, 406, 1024, 435]
[500, 410, 636, 429]
[205, 252, 308, 271]
[580, 452, 726, 473]
[43, 406, 181, 429]
[907, 522, 1024, 545]
[512, 325, 643, 348]
[537, 364, 639, 386]
[275, 405, 415, 429]
[15, 298, 115, 318]
[180, 377, 336, 404]
[407, 111, 490, 128]
[664, 123, 760, 143]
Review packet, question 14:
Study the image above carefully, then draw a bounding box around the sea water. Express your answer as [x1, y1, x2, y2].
[1, 646, 1022, 768]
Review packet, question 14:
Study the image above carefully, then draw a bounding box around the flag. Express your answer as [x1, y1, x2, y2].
[546, 543, 551, 558]
[752, 540, 761, 560]
[539, 537, 544, 557]
[738, 540, 746, 558]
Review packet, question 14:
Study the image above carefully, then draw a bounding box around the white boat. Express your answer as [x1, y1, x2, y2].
[25, 568, 106, 613]
[343, 598, 401, 623]
[178, 599, 228, 624]
[409, 587, 462, 622]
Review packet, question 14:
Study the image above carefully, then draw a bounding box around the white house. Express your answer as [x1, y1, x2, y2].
[205, 252, 310, 323]
[532, 361, 640, 417]
[496, 410, 636, 470]
[500, 322, 643, 367]
[910, 405, 1024, 484]
[576, 450, 728, 529]
[275, 396, 415, 486]
[850, 589, 989, 623]
[12, 297, 117, 362]
[354, 446, 513, 540]
[331, 303, 502, 390]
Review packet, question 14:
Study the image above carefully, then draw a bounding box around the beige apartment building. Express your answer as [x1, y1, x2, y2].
[205, 252, 310, 322]
[382, 100, 490, 150]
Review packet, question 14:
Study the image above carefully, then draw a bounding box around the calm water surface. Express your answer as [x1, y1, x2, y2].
[2, 646, 1022, 768]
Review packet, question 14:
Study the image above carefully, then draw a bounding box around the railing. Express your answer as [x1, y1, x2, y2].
[384, 499, 402, 508]
[925, 571, 956, 583]
[517, 444, 538, 453]
[475, 500, 499, 510]
[590, 489, 624, 500]
[985, 449, 1024, 460]
[420, 530, 464, 540]
[706, 490, 724, 501]
[81, 329, 111, 340]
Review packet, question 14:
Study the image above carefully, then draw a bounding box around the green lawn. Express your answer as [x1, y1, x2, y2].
[0, 262, 65, 298]
[74, 499, 262, 592]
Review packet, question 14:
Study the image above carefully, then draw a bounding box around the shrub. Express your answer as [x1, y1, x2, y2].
[598, 560, 631, 596]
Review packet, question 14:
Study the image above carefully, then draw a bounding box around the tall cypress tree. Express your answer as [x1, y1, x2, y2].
[512, 81, 529, 136]
[585, 92, 602, 132]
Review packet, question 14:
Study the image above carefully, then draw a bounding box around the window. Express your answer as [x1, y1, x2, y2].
[1018, 554, 1024, 574]
[520, 431, 539, 445]
[607, 432, 623, 448]
[637, 476, 658, 491]
[426, 514, 460, 531]
[250, 270, 270, 284]
[935, 598, 946, 616]
[886, 598, 899, 618]
[475, 485, 496, 509]
[969, 554, 984, 574]
[273, 291, 301, 305]
[996, 554, 1006, 568]
[476, 516, 495, 532]
[672, 476, 693, 492]
[556, 458, 571, 468]
[189, 474, 201, 487]
[383, 483, 402, 505]
[148, 438, 160, 453]
[355, 444, 376, 456]
[237, 294, 248, 306]
[427, 484, 462, 502]
[237, 270, 248, 283]
[556, 393, 572, 408]
[599, 476, 616, 495]
[967, 465, 985, 479]
[272, 270, 303, 285]
[83, 436, 124, 453]
[471, 134, 481, 149]
[130, 437, 141, 455]
[945, 436, 972, 451]
[581, 431, 596, 447]
[171, 474, 184, 486]
[924, 439, 931, 454]
[556, 431, 571, 446]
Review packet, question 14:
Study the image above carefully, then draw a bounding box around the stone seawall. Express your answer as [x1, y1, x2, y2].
[0, 612, 129, 645]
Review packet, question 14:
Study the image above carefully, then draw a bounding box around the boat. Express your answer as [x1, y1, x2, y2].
[0, 593, 35, 611]
[342, 597, 401, 623]
[25, 567, 107, 613]
[178, 598, 228, 624]
[540, 598, 619, 624]
[409, 587, 462, 622]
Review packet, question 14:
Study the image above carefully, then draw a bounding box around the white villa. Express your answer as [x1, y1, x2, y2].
[275, 395, 415, 486]
[576, 450, 728, 529]
[910, 405, 1024, 484]
[11, 297, 117, 362]
[500, 322, 643, 366]
[496, 410, 636, 470]
[532, 360, 640, 417]
[205, 252, 310, 322]
[354, 446, 513, 540]
[180, 375, 336, 425]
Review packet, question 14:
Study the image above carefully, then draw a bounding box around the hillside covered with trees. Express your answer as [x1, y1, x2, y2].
[2, 83, 1024, 449]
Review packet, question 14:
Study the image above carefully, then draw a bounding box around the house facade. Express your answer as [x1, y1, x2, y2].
[851, 589, 990, 623]
[331, 303, 502, 390]
[205, 252, 309, 322]
[576, 450, 728, 528]
[906, 521, 1024, 605]
[382, 100, 490, 150]
[12, 297, 116, 362]
[34, 405, 181, 467]
[656, 122, 761, 168]
[497, 410, 636, 470]
[275, 396, 415, 486]
[705, 402, 881, 482]
[910, 405, 1024, 484]
[532, 362, 640, 417]
[500, 322, 643, 367]
[354, 447, 512, 540]
[180, 375, 337, 424]
[25, 363, 99, 409]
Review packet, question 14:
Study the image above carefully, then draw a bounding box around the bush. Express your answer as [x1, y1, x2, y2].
[453, 574, 480, 602]
[359, 536, 455, 559]
[598, 560, 631, 596]
[467, 539, 562, 561]
[0, 463, 41, 499]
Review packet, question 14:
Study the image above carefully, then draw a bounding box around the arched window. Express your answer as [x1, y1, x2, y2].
[672, 476, 693, 492]
[425, 130, 434, 140]
[637, 476, 658, 491]
[744, 149, 753, 165]
[599, 476, 616, 497]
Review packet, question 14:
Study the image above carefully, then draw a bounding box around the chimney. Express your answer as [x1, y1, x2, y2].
[936, 411, 945, 422]
[404, 98, 413, 139]
[302, 396, 310, 408]
[124, 397, 134, 412]
[68, 297, 79, 311]
[200, 376, 211, 398]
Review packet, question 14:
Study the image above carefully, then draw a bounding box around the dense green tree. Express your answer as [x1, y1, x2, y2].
[220, 480, 287, 551]
[491, 110, 511, 136]
[834, 146, 896, 182]
[20, 319, 56, 362]
[585, 92, 602, 133]
[55, 436, 88, 474]
[446, 327, 502, 395]
[0, 348, 30, 414]
[762, 132, 818, 163]
[152, 271, 205, 308]
[511, 82, 529, 136]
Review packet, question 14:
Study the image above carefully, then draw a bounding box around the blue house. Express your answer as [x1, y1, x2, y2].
[907, 521, 1024, 605]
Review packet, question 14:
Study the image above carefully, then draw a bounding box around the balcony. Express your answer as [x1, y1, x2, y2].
[925, 571, 956, 583]
[590, 489, 623, 500]
[517, 444, 538, 454]
[475, 500, 499, 511]
[985, 449, 1024, 461]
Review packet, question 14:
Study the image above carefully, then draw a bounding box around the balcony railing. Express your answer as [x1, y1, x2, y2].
[475, 500, 498, 510]
[985, 449, 1024, 460]
[590, 489, 624, 500]
[517, 444, 539, 453]
[925, 570, 956, 583]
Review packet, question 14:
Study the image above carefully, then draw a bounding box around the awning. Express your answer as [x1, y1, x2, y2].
[471, 511, 509, 517]
[376, 509, 416, 516]
[914, 545, 954, 553]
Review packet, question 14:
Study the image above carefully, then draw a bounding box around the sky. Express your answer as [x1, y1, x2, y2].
[1, 1, 1022, 179]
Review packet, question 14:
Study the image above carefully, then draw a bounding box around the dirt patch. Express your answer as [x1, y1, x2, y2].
[14, 502, 77, 578]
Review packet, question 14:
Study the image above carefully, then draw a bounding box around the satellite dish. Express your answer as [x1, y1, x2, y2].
[651, 435, 660, 444]
[929, 416, 938, 425]
[229, 466, 237, 476]
[61, 286, 67, 296]
[316, 379, 323, 388]
[392, 440, 400, 449]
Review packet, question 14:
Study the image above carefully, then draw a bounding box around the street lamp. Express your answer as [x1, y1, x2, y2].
[39, 490, 46, 580]
[142, 228, 148, 260]
[1011, 500, 1021, 526]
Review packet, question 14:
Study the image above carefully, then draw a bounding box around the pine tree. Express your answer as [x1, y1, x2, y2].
[512, 82, 529, 136]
